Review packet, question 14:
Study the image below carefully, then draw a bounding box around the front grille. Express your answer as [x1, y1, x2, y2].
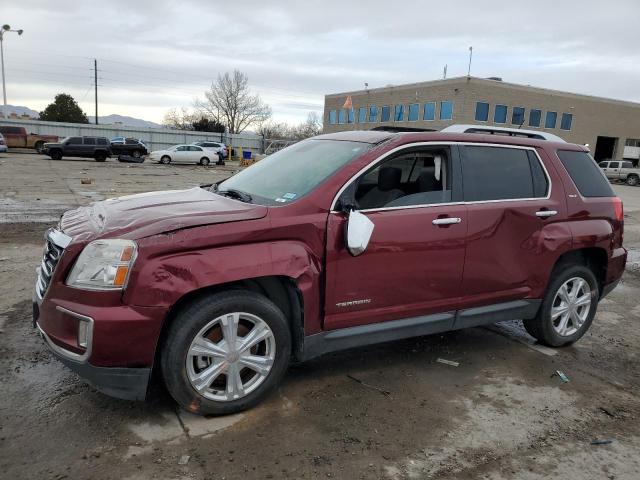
[36, 230, 69, 299]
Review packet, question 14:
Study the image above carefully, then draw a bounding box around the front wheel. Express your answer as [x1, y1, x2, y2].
[161, 291, 291, 416]
[160, 155, 171, 164]
[49, 150, 62, 160]
[626, 175, 639, 186]
[523, 264, 599, 347]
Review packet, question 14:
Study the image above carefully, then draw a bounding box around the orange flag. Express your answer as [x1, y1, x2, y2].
[343, 96, 353, 109]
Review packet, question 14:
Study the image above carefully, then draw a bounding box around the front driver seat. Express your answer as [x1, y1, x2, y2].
[358, 166, 404, 209]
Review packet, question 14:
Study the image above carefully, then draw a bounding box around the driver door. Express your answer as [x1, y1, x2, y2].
[324, 145, 468, 330]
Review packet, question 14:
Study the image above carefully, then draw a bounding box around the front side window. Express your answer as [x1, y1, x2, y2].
[560, 113, 573, 130]
[369, 105, 378, 122]
[338, 109, 346, 124]
[494, 105, 507, 124]
[381, 105, 391, 122]
[219, 140, 371, 206]
[352, 147, 453, 210]
[358, 107, 367, 123]
[557, 150, 614, 197]
[329, 110, 337, 124]
[529, 109, 542, 127]
[545, 111, 557, 129]
[394, 104, 405, 122]
[408, 103, 419, 121]
[423, 102, 436, 121]
[512, 107, 525, 126]
[440, 101, 453, 120]
[460, 146, 547, 201]
[475, 102, 489, 121]
[67, 137, 82, 145]
[177, 146, 189, 151]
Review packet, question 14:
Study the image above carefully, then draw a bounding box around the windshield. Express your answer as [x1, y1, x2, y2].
[218, 139, 371, 205]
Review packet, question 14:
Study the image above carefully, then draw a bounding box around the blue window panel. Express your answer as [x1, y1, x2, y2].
[440, 101, 453, 120]
[369, 105, 378, 122]
[394, 104, 405, 122]
[423, 102, 436, 120]
[381, 105, 391, 122]
[494, 104, 508, 124]
[347, 108, 355, 123]
[545, 111, 557, 128]
[512, 107, 525, 126]
[358, 107, 367, 123]
[475, 102, 489, 121]
[329, 110, 337, 125]
[560, 113, 573, 130]
[338, 109, 346, 124]
[408, 103, 419, 121]
[529, 109, 541, 127]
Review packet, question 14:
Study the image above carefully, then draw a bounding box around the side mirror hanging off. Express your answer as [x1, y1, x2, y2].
[345, 209, 375, 257]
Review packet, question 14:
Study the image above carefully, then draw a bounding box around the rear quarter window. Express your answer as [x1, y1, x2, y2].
[556, 150, 614, 197]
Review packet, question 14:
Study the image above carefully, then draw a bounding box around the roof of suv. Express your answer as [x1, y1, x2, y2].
[315, 130, 585, 152]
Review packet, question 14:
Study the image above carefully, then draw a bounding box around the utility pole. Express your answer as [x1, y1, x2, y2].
[467, 46, 473, 77]
[94, 59, 98, 124]
[0, 25, 24, 106]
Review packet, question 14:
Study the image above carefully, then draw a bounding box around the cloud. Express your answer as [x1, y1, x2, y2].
[2, 0, 639, 124]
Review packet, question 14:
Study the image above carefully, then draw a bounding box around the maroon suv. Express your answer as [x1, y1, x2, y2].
[33, 131, 626, 415]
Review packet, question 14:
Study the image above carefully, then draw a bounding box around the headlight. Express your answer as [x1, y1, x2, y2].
[67, 239, 137, 290]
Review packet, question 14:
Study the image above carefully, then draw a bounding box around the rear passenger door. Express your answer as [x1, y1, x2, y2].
[459, 145, 568, 312]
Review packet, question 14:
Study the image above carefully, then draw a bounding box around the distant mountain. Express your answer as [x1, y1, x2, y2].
[88, 114, 161, 128]
[0, 104, 39, 119]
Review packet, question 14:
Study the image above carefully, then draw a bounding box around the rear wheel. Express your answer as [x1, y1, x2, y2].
[160, 155, 171, 164]
[161, 291, 291, 415]
[131, 149, 141, 159]
[200, 157, 210, 166]
[626, 174, 639, 186]
[49, 150, 62, 160]
[523, 264, 599, 347]
[95, 152, 107, 162]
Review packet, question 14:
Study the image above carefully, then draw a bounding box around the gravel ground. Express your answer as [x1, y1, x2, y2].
[1, 152, 639, 479]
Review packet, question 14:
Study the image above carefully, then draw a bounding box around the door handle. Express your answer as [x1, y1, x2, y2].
[536, 210, 558, 218]
[432, 217, 462, 225]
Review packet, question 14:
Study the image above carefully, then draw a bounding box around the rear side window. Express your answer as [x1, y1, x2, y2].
[557, 150, 614, 197]
[460, 146, 547, 201]
[83, 137, 96, 145]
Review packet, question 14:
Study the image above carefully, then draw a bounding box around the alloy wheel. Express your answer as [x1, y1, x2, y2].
[186, 312, 276, 402]
[551, 277, 592, 336]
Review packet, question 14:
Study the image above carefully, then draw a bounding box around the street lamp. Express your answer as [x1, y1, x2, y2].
[0, 24, 24, 106]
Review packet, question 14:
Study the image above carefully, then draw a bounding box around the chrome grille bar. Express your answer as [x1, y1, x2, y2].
[35, 228, 71, 299]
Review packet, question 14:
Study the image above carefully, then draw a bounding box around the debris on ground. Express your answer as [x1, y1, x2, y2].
[346, 374, 391, 396]
[178, 455, 190, 465]
[80, 178, 93, 185]
[436, 358, 460, 367]
[590, 439, 614, 445]
[553, 370, 570, 383]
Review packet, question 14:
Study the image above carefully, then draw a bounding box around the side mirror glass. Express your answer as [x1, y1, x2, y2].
[345, 210, 374, 257]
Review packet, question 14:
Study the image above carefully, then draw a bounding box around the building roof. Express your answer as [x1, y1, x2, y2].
[325, 76, 640, 109]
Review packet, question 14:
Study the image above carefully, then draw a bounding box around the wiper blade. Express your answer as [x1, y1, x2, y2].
[217, 188, 252, 203]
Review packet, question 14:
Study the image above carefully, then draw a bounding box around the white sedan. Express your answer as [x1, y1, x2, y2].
[148, 145, 213, 166]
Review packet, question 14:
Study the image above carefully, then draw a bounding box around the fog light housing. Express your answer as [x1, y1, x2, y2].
[77, 320, 90, 348]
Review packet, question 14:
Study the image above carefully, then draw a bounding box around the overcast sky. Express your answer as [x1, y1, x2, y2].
[2, 0, 640, 125]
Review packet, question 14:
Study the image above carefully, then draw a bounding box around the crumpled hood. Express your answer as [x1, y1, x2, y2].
[60, 187, 268, 242]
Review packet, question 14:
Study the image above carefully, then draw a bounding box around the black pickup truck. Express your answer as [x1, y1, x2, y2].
[110, 137, 148, 158]
[43, 136, 112, 162]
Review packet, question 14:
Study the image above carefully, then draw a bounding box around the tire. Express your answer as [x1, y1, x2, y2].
[132, 149, 141, 159]
[35, 141, 45, 154]
[94, 152, 107, 162]
[626, 175, 639, 186]
[200, 157, 210, 166]
[161, 290, 291, 416]
[160, 155, 171, 164]
[523, 263, 599, 347]
[49, 150, 62, 160]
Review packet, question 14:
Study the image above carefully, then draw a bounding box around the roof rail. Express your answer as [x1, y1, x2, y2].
[371, 126, 437, 133]
[441, 124, 566, 142]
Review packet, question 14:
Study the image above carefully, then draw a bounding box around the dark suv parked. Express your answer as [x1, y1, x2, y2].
[44, 136, 111, 162]
[33, 130, 626, 415]
[110, 137, 149, 158]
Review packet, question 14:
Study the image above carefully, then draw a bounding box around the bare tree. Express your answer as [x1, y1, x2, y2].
[295, 111, 323, 139]
[162, 107, 195, 130]
[196, 70, 271, 134]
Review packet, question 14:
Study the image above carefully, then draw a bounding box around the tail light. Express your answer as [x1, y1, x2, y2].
[613, 196, 624, 248]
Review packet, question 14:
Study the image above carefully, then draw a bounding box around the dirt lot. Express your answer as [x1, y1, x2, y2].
[1, 152, 640, 479]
